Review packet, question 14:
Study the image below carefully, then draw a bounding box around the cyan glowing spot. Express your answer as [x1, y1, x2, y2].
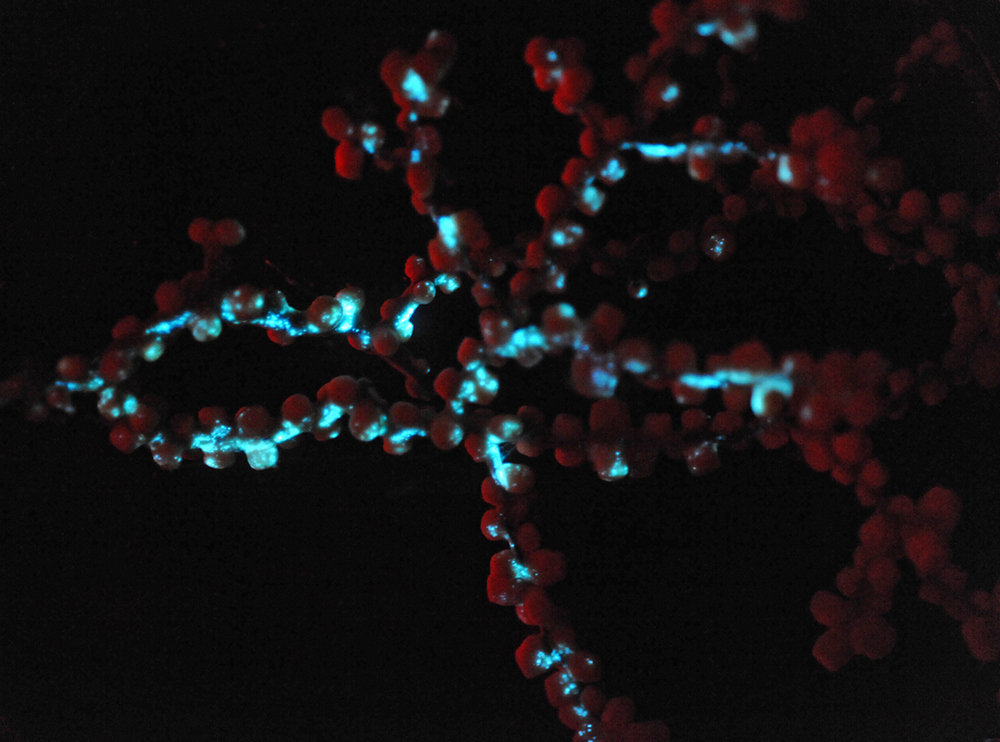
[260, 310, 296, 333]
[202, 452, 232, 470]
[308, 298, 343, 333]
[621, 350, 651, 373]
[660, 80, 680, 104]
[690, 142, 711, 158]
[627, 141, 688, 161]
[220, 288, 264, 322]
[146, 311, 193, 336]
[395, 319, 414, 340]
[457, 377, 476, 402]
[245, 442, 279, 470]
[483, 519, 506, 540]
[716, 141, 748, 157]
[750, 375, 794, 416]
[677, 369, 794, 416]
[359, 122, 383, 154]
[142, 339, 165, 362]
[336, 295, 361, 332]
[511, 558, 533, 582]
[350, 330, 372, 350]
[534, 648, 562, 672]
[579, 184, 605, 215]
[488, 416, 523, 441]
[679, 372, 725, 390]
[600, 156, 626, 183]
[777, 153, 795, 185]
[437, 214, 459, 248]
[485, 440, 505, 478]
[190, 424, 236, 457]
[509, 327, 542, 352]
[436, 273, 460, 293]
[472, 365, 499, 398]
[553, 641, 574, 657]
[550, 221, 583, 248]
[492, 462, 524, 493]
[696, 20, 720, 37]
[720, 20, 757, 51]
[628, 282, 649, 300]
[317, 404, 344, 429]
[588, 358, 619, 397]
[122, 395, 139, 415]
[64, 376, 103, 394]
[490, 325, 548, 359]
[703, 233, 729, 260]
[275, 420, 305, 444]
[401, 68, 429, 103]
[601, 452, 629, 481]
[352, 411, 387, 442]
[190, 313, 222, 342]
[97, 387, 121, 418]
[393, 301, 418, 339]
[388, 427, 424, 446]
[555, 670, 578, 697]
[473, 366, 499, 392]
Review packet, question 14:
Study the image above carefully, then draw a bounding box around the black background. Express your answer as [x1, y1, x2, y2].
[1, 1, 999, 741]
